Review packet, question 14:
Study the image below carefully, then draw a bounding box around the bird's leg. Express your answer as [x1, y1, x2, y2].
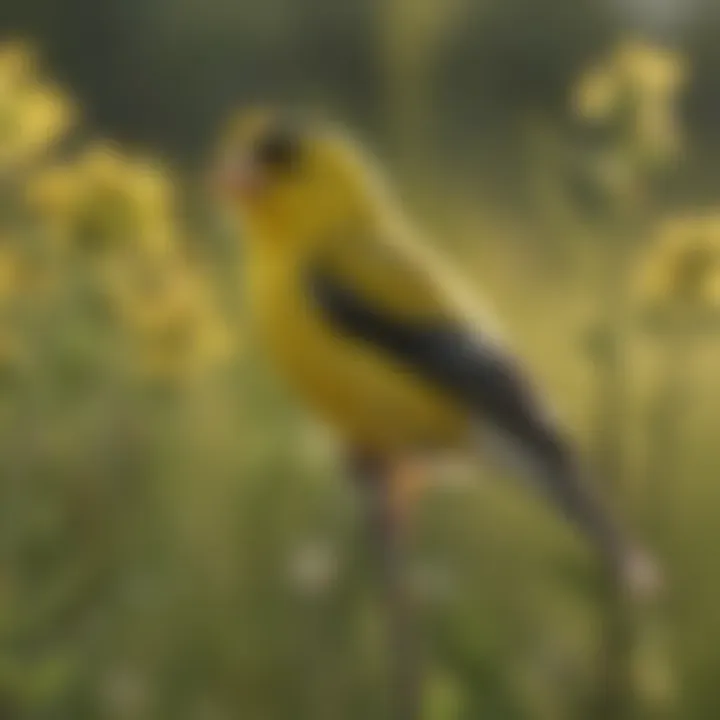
[348, 453, 424, 720]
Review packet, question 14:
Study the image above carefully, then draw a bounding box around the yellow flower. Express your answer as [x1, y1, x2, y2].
[574, 39, 686, 118]
[574, 67, 618, 121]
[128, 160, 175, 218]
[637, 214, 720, 309]
[12, 87, 75, 161]
[140, 307, 233, 382]
[107, 255, 234, 382]
[78, 145, 179, 256]
[25, 162, 77, 212]
[614, 39, 686, 100]
[0, 41, 76, 169]
[28, 144, 178, 258]
[573, 38, 686, 162]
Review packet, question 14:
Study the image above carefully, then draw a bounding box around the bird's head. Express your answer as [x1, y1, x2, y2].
[212, 109, 391, 247]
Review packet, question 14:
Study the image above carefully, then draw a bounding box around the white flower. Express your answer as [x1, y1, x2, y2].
[287, 539, 338, 597]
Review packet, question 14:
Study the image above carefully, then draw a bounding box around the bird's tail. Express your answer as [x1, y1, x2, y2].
[476, 422, 663, 600]
[476, 423, 626, 563]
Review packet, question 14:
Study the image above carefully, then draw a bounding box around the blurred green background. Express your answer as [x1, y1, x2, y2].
[1, 0, 720, 718]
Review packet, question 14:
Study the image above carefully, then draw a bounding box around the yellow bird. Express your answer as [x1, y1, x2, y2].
[213, 110, 659, 670]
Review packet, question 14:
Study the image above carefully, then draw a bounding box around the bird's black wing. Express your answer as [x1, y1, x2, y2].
[308, 267, 622, 557]
[308, 264, 623, 555]
[308, 264, 565, 463]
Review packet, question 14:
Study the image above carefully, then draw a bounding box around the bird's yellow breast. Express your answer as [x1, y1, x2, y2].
[248, 252, 470, 453]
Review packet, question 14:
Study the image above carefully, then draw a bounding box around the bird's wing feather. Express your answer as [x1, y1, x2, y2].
[310, 230, 622, 558]
[317, 226, 458, 320]
[309, 230, 565, 459]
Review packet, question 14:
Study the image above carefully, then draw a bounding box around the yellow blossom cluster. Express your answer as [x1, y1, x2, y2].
[637, 214, 720, 310]
[106, 254, 234, 382]
[0, 40, 235, 383]
[573, 38, 687, 164]
[0, 41, 76, 171]
[26, 143, 176, 258]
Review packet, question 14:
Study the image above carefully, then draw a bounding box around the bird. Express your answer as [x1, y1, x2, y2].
[213, 109, 661, 719]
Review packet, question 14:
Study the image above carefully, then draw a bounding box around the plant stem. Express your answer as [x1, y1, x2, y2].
[593, 228, 636, 720]
[351, 456, 423, 720]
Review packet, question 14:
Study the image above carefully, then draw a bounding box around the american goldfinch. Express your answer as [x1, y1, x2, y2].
[214, 110, 661, 719]
[214, 110, 658, 595]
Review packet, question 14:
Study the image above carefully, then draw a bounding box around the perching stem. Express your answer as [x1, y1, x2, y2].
[350, 455, 423, 720]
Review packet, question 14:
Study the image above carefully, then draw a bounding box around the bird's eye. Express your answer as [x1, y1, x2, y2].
[254, 129, 301, 172]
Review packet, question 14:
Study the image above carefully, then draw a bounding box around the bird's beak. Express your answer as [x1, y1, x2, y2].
[211, 155, 267, 203]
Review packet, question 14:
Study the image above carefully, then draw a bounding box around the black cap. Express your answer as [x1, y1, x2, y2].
[254, 124, 302, 172]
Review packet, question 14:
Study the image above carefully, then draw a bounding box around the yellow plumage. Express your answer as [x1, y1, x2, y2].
[215, 112, 482, 452]
[249, 240, 469, 452]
